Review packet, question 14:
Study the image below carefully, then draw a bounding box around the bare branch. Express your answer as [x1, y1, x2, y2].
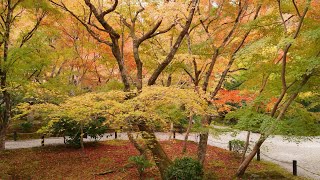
[148, 0, 199, 85]
[183, 68, 195, 82]
[148, 22, 176, 39]
[20, 12, 47, 47]
[228, 67, 248, 73]
[11, 8, 24, 24]
[137, 20, 163, 45]
[100, 0, 118, 17]
[132, 0, 145, 23]
[83, 0, 120, 38]
[292, 0, 301, 18]
[277, 0, 287, 33]
[49, 0, 113, 46]
[11, 0, 23, 11]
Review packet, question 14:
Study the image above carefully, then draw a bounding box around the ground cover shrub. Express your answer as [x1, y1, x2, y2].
[165, 157, 203, 180]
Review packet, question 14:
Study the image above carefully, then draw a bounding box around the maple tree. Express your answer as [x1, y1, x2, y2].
[0, 0, 55, 149]
[32, 86, 213, 178]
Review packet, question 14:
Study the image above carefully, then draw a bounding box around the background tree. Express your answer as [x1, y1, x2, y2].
[221, 0, 320, 176]
[0, 0, 53, 149]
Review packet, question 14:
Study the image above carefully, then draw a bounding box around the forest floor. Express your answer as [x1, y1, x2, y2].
[5, 131, 320, 179]
[0, 140, 305, 180]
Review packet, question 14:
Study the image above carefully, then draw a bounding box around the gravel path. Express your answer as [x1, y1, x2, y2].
[4, 131, 320, 179]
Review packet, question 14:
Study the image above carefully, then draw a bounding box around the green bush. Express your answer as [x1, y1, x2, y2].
[20, 121, 33, 132]
[129, 155, 152, 179]
[229, 139, 245, 154]
[165, 157, 203, 180]
[45, 117, 108, 147]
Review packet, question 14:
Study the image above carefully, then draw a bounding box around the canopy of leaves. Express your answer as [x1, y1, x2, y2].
[31, 86, 214, 133]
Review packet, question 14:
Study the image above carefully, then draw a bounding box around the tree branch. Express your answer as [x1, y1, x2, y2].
[292, 0, 301, 18]
[149, 22, 176, 39]
[277, 0, 287, 33]
[148, 0, 199, 85]
[228, 67, 248, 73]
[100, 0, 118, 18]
[20, 12, 47, 48]
[137, 20, 163, 45]
[49, 0, 112, 46]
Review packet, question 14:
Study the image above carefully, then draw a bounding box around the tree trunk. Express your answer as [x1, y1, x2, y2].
[138, 122, 172, 179]
[0, 125, 7, 149]
[133, 45, 143, 91]
[80, 122, 84, 150]
[166, 74, 172, 87]
[0, 84, 10, 151]
[127, 132, 146, 156]
[0, 6, 11, 150]
[111, 38, 131, 91]
[182, 114, 193, 153]
[236, 135, 266, 177]
[197, 132, 209, 165]
[197, 115, 211, 165]
[169, 123, 174, 140]
[236, 3, 310, 177]
[241, 131, 250, 162]
[202, 49, 219, 92]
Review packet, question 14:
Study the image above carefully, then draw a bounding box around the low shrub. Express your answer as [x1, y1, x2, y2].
[42, 117, 108, 147]
[229, 139, 245, 154]
[129, 155, 153, 179]
[165, 157, 203, 180]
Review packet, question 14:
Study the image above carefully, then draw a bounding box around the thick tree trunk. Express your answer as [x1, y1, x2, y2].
[133, 45, 143, 91]
[197, 132, 209, 165]
[0, 125, 7, 149]
[237, 135, 266, 177]
[197, 115, 211, 165]
[0, 6, 11, 150]
[0, 80, 10, 151]
[127, 132, 146, 155]
[138, 122, 172, 179]
[182, 114, 193, 153]
[111, 38, 131, 91]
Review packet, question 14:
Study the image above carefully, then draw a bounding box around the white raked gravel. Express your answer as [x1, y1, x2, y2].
[4, 130, 320, 180]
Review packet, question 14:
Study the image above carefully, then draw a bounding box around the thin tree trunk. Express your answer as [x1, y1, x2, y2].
[237, 135, 266, 176]
[202, 49, 219, 92]
[169, 123, 174, 140]
[166, 74, 172, 87]
[182, 113, 193, 153]
[241, 131, 250, 162]
[80, 122, 84, 150]
[237, 74, 312, 177]
[138, 122, 172, 179]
